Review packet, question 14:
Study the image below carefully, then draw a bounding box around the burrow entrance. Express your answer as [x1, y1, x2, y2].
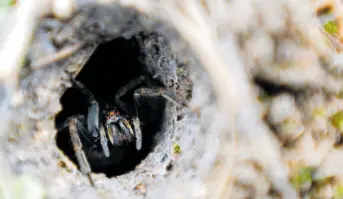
[55, 32, 169, 177]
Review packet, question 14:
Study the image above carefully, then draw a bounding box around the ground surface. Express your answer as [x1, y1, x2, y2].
[2, 1, 343, 199]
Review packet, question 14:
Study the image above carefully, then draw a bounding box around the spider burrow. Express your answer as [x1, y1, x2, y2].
[58, 73, 190, 187]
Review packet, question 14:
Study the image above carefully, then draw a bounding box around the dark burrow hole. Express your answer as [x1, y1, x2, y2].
[54, 33, 168, 177]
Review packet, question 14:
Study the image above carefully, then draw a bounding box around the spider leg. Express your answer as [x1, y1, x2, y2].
[59, 115, 97, 148]
[106, 117, 134, 146]
[106, 123, 120, 146]
[121, 118, 134, 136]
[70, 78, 99, 137]
[114, 75, 149, 150]
[130, 95, 144, 150]
[117, 118, 134, 143]
[133, 86, 200, 118]
[99, 124, 110, 157]
[132, 116, 142, 150]
[67, 117, 95, 187]
[133, 87, 190, 109]
[114, 75, 146, 114]
[70, 78, 110, 157]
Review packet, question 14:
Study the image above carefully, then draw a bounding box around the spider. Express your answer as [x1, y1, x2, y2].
[58, 73, 190, 187]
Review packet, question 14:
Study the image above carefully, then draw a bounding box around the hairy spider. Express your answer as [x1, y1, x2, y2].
[58, 74, 190, 187]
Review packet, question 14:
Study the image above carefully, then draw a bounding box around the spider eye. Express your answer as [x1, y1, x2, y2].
[109, 111, 116, 116]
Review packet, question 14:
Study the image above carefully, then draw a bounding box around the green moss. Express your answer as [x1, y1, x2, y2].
[333, 185, 343, 199]
[312, 107, 326, 118]
[8, 0, 15, 6]
[173, 143, 181, 154]
[291, 167, 315, 190]
[0, 0, 14, 7]
[331, 111, 343, 131]
[324, 21, 338, 35]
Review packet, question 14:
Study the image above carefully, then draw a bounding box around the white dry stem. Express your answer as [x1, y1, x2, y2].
[30, 42, 84, 70]
[0, 0, 76, 92]
[0, 0, 50, 81]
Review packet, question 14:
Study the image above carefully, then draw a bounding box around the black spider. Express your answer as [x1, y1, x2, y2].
[58, 73, 189, 187]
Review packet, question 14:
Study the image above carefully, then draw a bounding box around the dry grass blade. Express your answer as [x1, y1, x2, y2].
[30, 42, 85, 70]
[0, 0, 50, 81]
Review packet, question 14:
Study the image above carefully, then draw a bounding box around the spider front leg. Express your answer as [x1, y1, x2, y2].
[131, 116, 142, 151]
[130, 87, 187, 152]
[67, 117, 95, 187]
[70, 78, 110, 157]
[114, 75, 146, 150]
[114, 75, 146, 114]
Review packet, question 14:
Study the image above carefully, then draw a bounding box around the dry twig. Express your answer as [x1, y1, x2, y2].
[30, 42, 85, 70]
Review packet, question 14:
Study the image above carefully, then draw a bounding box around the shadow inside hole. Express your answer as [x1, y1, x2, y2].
[55, 34, 167, 177]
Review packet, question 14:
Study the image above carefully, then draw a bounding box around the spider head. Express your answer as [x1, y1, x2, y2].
[102, 104, 122, 124]
[103, 108, 135, 148]
[105, 110, 121, 124]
